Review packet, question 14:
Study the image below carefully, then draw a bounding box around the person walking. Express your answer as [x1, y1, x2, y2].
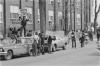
[19, 16, 29, 37]
[33, 32, 39, 56]
[40, 32, 45, 55]
[71, 30, 76, 48]
[96, 27, 100, 44]
[37, 33, 42, 55]
[80, 30, 85, 47]
[32, 38, 37, 57]
[48, 36, 53, 53]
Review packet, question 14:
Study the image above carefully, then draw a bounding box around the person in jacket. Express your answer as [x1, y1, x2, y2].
[80, 30, 85, 47]
[37, 33, 42, 55]
[96, 27, 100, 44]
[19, 16, 29, 37]
[27, 30, 32, 37]
[40, 32, 45, 55]
[48, 36, 53, 53]
[71, 30, 76, 48]
[33, 32, 39, 56]
[32, 37, 37, 57]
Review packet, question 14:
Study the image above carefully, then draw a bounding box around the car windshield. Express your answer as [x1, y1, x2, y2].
[0, 38, 16, 45]
[19, 38, 33, 44]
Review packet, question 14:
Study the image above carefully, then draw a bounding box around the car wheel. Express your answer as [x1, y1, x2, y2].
[52, 45, 56, 52]
[62, 44, 66, 50]
[4, 50, 13, 60]
[28, 49, 33, 56]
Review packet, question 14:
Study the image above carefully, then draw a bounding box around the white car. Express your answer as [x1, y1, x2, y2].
[44, 36, 68, 52]
[0, 37, 33, 60]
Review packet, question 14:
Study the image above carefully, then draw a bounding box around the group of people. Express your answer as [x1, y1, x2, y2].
[7, 15, 31, 40]
[31, 32, 53, 57]
[68, 30, 90, 48]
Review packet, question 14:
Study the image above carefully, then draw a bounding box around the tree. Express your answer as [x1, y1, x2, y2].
[94, 0, 100, 34]
[63, 0, 75, 36]
[54, 0, 58, 31]
[62, 0, 69, 36]
[39, 0, 46, 34]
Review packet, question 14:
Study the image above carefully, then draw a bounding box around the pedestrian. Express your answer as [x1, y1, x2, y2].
[67, 31, 72, 44]
[96, 27, 100, 44]
[33, 32, 39, 56]
[37, 33, 42, 55]
[27, 30, 32, 37]
[40, 32, 45, 55]
[19, 16, 29, 37]
[71, 30, 76, 48]
[48, 36, 53, 53]
[32, 38, 37, 57]
[89, 29, 93, 41]
[80, 30, 85, 47]
[8, 27, 13, 37]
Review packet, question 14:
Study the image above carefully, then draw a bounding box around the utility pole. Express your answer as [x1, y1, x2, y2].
[3, 0, 6, 38]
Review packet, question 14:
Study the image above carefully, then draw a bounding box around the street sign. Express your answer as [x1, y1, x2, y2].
[19, 9, 27, 17]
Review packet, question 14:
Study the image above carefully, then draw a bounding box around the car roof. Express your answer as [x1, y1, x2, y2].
[19, 37, 32, 39]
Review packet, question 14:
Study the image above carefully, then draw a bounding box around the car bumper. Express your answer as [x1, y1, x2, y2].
[0, 52, 7, 56]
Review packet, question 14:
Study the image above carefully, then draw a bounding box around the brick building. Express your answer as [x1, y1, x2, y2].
[0, 0, 63, 36]
[0, 0, 93, 36]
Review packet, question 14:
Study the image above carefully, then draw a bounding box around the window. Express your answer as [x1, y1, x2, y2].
[58, 0, 62, 6]
[0, 4, 3, 23]
[10, 5, 19, 21]
[25, 7, 32, 24]
[49, 0, 54, 4]
[76, 14, 81, 25]
[49, 10, 53, 21]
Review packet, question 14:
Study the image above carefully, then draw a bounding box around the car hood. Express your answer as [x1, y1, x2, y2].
[0, 43, 8, 47]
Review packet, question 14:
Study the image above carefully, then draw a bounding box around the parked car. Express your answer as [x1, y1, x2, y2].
[44, 35, 68, 52]
[0, 37, 34, 60]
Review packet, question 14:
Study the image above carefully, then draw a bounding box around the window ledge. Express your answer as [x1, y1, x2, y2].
[0, 22, 3, 23]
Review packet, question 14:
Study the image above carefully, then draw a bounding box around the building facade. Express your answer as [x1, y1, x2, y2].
[0, 0, 93, 36]
[0, 0, 63, 36]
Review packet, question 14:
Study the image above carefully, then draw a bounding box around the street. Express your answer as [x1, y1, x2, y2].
[0, 40, 100, 66]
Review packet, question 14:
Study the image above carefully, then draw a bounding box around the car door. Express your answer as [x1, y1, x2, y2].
[13, 39, 27, 55]
[19, 39, 28, 54]
[56, 37, 62, 48]
[58, 37, 64, 47]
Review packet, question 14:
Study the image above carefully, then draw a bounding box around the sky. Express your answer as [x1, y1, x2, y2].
[97, 0, 100, 7]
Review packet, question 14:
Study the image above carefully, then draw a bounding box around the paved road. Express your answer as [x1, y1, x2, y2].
[0, 41, 100, 66]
